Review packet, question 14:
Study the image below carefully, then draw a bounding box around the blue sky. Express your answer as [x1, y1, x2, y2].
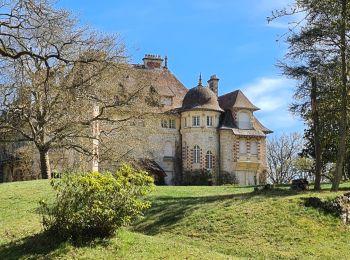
[56, 0, 303, 136]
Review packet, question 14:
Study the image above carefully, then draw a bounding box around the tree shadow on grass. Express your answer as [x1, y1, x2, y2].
[0, 232, 67, 260]
[133, 188, 301, 236]
[0, 230, 110, 259]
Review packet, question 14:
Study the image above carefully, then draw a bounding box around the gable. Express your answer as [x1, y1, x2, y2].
[218, 90, 259, 111]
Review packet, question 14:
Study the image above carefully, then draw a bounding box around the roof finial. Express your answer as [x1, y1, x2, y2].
[164, 55, 168, 69]
[198, 73, 202, 86]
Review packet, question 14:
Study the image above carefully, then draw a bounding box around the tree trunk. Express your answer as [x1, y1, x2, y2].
[332, 0, 348, 192]
[91, 104, 99, 172]
[311, 77, 322, 191]
[39, 149, 51, 179]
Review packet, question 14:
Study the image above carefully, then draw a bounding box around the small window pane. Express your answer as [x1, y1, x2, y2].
[239, 140, 247, 154]
[206, 151, 213, 169]
[193, 145, 201, 163]
[169, 119, 176, 129]
[161, 119, 168, 128]
[238, 112, 252, 129]
[207, 116, 213, 126]
[192, 116, 200, 126]
[251, 141, 258, 155]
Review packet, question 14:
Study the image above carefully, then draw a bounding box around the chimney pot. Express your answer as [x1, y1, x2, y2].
[208, 74, 219, 96]
[142, 54, 164, 69]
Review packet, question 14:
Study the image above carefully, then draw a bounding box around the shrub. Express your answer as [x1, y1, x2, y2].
[217, 171, 238, 185]
[39, 164, 154, 241]
[182, 170, 212, 185]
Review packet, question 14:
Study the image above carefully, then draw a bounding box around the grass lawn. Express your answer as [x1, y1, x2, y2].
[1, 180, 350, 259]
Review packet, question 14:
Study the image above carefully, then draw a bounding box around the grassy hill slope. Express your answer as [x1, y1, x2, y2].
[0, 180, 350, 259]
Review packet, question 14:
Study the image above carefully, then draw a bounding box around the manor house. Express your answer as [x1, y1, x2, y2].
[132, 54, 272, 185]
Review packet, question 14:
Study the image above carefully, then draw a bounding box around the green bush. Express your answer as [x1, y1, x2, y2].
[183, 170, 212, 185]
[217, 171, 238, 185]
[39, 164, 154, 241]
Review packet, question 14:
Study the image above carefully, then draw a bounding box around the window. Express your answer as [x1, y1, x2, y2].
[238, 112, 252, 129]
[251, 141, 258, 156]
[164, 142, 173, 157]
[161, 119, 176, 129]
[192, 116, 200, 127]
[160, 96, 173, 106]
[169, 119, 176, 129]
[161, 119, 168, 128]
[239, 140, 247, 154]
[184, 118, 187, 127]
[206, 151, 213, 169]
[193, 145, 201, 163]
[207, 116, 213, 127]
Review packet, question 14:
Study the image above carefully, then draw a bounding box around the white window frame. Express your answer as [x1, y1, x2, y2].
[207, 116, 213, 127]
[192, 116, 200, 127]
[161, 119, 168, 128]
[206, 151, 213, 169]
[169, 119, 176, 129]
[193, 145, 201, 163]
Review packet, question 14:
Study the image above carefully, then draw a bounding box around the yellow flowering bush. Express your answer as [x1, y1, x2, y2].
[39, 164, 154, 241]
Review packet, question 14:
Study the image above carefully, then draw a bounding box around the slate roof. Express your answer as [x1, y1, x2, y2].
[219, 110, 273, 135]
[181, 85, 224, 112]
[114, 64, 188, 112]
[218, 90, 260, 111]
[112, 58, 272, 134]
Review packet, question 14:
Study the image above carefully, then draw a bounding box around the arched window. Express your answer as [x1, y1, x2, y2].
[251, 141, 258, 156]
[164, 141, 173, 157]
[206, 151, 213, 169]
[239, 140, 247, 154]
[193, 145, 201, 163]
[238, 112, 252, 129]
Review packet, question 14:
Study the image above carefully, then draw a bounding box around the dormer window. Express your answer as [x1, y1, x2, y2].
[237, 111, 252, 129]
[160, 96, 173, 106]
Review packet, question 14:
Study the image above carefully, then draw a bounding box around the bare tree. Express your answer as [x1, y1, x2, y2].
[0, 0, 127, 178]
[267, 133, 303, 184]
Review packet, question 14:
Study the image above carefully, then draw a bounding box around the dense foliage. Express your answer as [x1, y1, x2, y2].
[271, 0, 350, 190]
[39, 164, 154, 241]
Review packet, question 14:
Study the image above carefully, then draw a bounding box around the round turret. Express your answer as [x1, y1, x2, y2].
[182, 85, 223, 112]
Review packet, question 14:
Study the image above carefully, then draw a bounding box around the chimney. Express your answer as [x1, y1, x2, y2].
[143, 54, 163, 69]
[208, 74, 219, 96]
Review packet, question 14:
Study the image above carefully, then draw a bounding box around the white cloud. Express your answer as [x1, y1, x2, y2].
[241, 77, 294, 109]
[238, 77, 304, 135]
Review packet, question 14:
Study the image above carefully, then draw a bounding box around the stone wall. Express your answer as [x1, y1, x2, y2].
[181, 110, 221, 184]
